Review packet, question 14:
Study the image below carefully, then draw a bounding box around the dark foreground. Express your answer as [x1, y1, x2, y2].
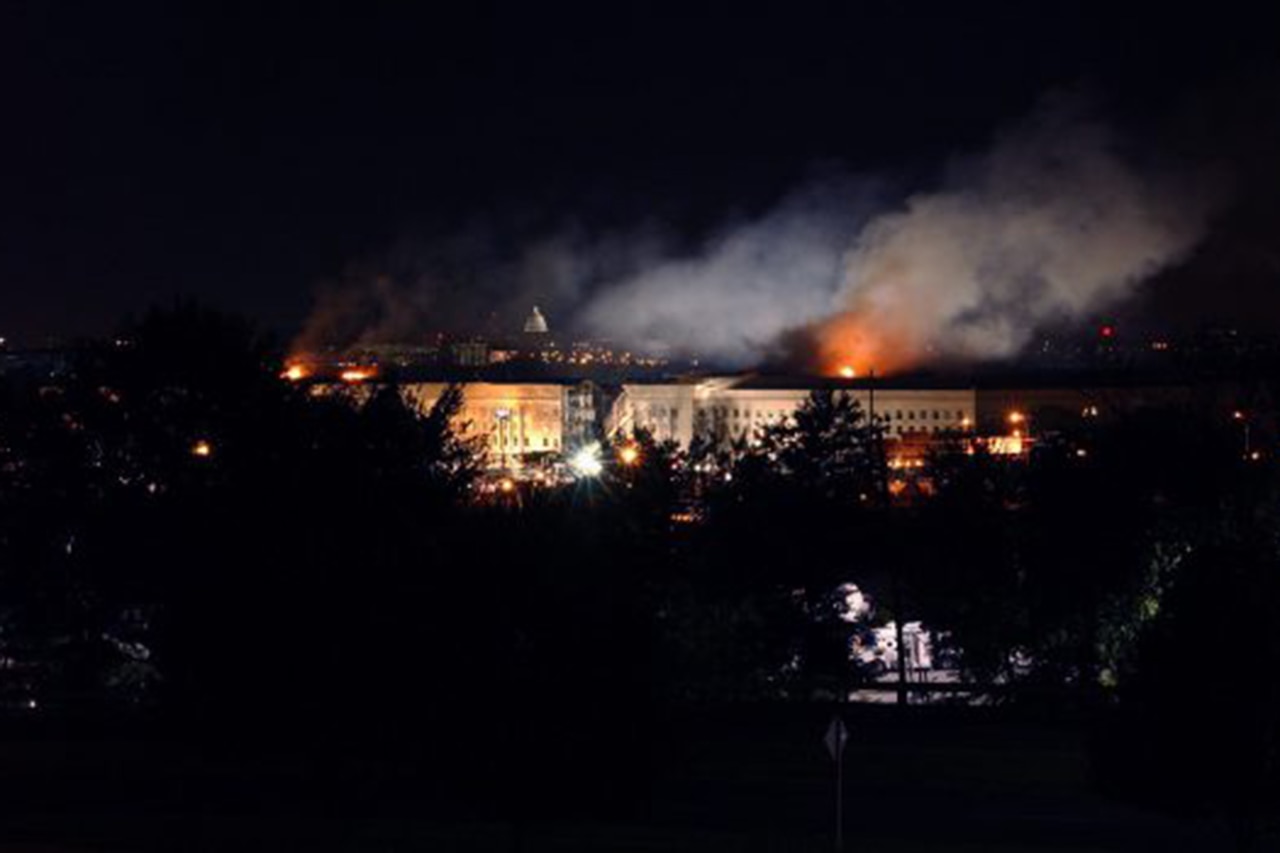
[0, 704, 1264, 852]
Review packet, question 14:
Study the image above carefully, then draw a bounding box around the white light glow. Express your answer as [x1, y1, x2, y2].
[571, 444, 604, 477]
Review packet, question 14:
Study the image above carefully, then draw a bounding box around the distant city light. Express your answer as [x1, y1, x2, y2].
[1007, 410, 1026, 425]
[191, 439, 213, 458]
[282, 364, 307, 381]
[499, 478, 515, 493]
[618, 444, 640, 466]
[1100, 324, 1115, 338]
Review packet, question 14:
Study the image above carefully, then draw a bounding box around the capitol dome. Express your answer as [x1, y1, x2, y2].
[523, 306, 550, 334]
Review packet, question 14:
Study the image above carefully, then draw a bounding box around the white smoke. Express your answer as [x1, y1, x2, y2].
[579, 95, 1226, 368]
[577, 178, 882, 364]
[833, 96, 1225, 364]
[299, 95, 1226, 368]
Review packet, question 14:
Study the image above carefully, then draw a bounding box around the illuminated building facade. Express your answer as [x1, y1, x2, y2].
[322, 375, 988, 469]
[609, 377, 977, 450]
[401, 382, 574, 468]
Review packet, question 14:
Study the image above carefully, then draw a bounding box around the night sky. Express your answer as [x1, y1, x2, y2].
[3, 1, 1278, 346]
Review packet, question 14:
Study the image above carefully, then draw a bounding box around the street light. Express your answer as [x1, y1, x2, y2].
[1232, 410, 1252, 458]
[571, 443, 603, 478]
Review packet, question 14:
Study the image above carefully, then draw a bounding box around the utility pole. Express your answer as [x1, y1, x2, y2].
[869, 369, 909, 707]
[825, 716, 849, 851]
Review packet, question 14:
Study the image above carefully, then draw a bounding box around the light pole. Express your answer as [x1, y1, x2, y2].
[1233, 410, 1251, 459]
[496, 408, 511, 472]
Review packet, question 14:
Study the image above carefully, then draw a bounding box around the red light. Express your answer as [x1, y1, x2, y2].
[1100, 325, 1115, 339]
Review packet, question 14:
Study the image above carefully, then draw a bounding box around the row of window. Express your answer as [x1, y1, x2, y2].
[490, 434, 560, 449]
[886, 410, 966, 421]
[630, 405, 974, 432]
[714, 422, 953, 437]
[705, 407, 969, 423]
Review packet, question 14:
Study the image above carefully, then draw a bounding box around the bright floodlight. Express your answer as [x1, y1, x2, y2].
[571, 443, 603, 477]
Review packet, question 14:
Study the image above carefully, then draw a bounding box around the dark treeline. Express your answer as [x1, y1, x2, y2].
[2, 305, 1280, 838]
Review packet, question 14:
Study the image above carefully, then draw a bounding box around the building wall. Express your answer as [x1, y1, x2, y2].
[610, 378, 977, 449]
[318, 377, 978, 466]
[401, 382, 567, 468]
[974, 385, 1195, 432]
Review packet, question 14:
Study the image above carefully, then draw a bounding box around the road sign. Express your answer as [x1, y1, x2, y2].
[825, 716, 849, 760]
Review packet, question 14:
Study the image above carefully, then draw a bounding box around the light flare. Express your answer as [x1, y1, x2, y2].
[570, 444, 603, 478]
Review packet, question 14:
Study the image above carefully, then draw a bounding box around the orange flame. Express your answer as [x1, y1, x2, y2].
[339, 367, 376, 383]
[812, 311, 914, 378]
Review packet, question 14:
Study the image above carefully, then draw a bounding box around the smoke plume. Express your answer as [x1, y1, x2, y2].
[581, 95, 1224, 372]
[810, 96, 1226, 374]
[576, 177, 883, 365]
[297, 94, 1227, 372]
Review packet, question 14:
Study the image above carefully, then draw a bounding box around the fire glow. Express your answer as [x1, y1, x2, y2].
[812, 310, 914, 378]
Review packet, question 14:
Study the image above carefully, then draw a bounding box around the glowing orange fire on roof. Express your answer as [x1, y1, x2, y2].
[812, 310, 914, 378]
[339, 367, 376, 383]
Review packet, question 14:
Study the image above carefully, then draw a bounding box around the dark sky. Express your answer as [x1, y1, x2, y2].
[2, 1, 1278, 345]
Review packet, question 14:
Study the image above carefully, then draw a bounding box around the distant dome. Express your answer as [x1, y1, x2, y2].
[523, 306, 550, 334]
